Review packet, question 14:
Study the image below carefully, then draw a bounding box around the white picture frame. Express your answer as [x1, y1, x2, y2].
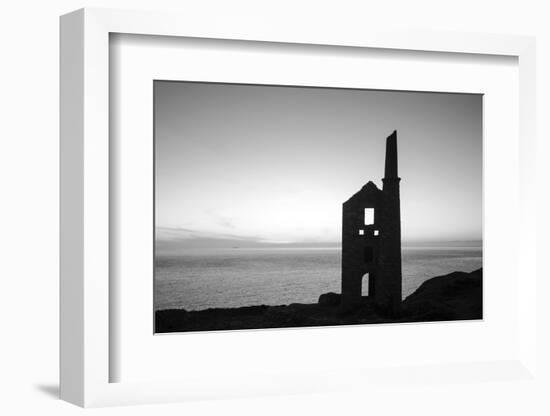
[60, 7, 537, 407]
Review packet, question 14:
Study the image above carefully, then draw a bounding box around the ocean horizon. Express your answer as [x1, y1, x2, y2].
[154, 244, 482, 311]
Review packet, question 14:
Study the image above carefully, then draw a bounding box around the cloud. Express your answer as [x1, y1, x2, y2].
[155, 226, 340, 254]
[156, 226, 260, 242]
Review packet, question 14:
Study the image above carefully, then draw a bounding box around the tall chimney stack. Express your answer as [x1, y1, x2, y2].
[380, 129, 402, 316]
[384, 130, 398, 179]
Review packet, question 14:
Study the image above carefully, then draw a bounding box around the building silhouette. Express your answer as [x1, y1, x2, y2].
[341, 130, 402, 314]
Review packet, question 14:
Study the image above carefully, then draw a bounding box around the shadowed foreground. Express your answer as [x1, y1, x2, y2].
[155, 268, 482, 333]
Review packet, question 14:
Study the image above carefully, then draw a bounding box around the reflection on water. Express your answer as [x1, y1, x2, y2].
[155, 246, 482, 311]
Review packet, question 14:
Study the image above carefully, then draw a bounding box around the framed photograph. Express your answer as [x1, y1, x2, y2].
[60, 8, 537, 407]
[152, 82, 483, 333]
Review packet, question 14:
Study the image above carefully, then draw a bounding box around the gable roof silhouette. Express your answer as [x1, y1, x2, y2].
[343, 181, 383, 207]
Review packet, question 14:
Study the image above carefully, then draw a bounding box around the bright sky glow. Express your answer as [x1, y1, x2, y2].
[155, 82, 482, 250]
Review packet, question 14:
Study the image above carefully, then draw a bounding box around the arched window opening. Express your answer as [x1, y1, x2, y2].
[362, 273, 370, 297]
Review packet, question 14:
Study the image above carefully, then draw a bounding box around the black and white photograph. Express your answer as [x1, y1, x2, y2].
[5, 0, 546, 412]
[153, 81, 483, 333]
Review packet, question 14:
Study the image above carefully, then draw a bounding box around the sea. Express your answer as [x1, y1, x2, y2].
[154, 245, 482, 311]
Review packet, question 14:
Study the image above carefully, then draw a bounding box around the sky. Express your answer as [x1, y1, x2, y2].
[155, 81, 482, 251]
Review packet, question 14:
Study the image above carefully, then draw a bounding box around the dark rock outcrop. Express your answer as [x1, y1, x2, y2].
[155, 268, 482, 333]
[402, 268, 482, 321]
[318, 292, 341, 307]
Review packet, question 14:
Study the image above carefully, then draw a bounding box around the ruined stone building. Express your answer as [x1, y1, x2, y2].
[341, 130, 402, 314]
